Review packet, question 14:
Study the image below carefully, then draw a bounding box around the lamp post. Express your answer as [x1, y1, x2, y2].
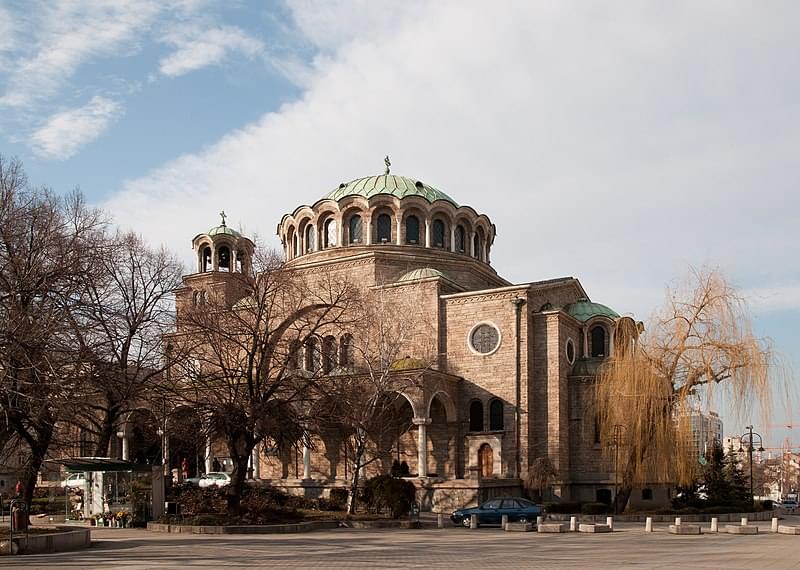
[738, 425, 765, 507]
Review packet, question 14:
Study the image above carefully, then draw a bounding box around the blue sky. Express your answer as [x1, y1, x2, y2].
[1, 1, 798, 447]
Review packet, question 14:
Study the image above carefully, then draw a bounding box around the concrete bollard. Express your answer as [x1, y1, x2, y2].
[501, 515, 508, 530]
[470, 514, 478, 529]
[772, 517, 779, 533]
[536, 515, 544, 527]
[437, 513, 445, 529]
[741, 517, 748, 526]
[569, 516, 577, 532]
[645, 517, 652, 533]
[710, 518, 718, 533]
[606, 516, 613, 531]
[675, 517, 681, 526]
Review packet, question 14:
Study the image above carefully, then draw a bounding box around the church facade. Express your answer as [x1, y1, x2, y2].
[178, 165, 656, 511]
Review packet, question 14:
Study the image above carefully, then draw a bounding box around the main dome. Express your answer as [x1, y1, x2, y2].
[322, 174, 458, 206]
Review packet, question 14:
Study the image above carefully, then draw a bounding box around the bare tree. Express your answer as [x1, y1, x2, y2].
[69, 231, 183, 457]
[526, 456, 558, 503]
[169, 250, 358, 513]
[595, 268, 782, 512]
[0, 156, 105, 508]
[313, 288, 434, 514]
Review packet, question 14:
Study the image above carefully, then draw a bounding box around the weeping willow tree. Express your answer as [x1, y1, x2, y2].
[595, 268, 784, 513]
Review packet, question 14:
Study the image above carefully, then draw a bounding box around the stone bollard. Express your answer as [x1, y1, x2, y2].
[501, 515, 508, 530]
[437, 513, 445, 529]
[710, 518, 718, 533]
[470, 514, 478, 529]
[536, 515, 544, 527]
[741, 517, 748, 526]
[606, 516, 613, 531]
[645, 517, 652, 533]
[570, 516, 577, 532]
[675, 517, 681, 526]
[772, 517, 779, 533]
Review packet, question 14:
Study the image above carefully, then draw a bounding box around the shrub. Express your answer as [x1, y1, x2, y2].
[360, 474, 416, 518]
[581, 502, 609, 515]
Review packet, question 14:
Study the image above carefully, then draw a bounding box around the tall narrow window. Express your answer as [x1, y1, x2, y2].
[590, 326, 606, 358]
[469, 401, 483, 432]
[489, 399, 504, 430]
[322, 336, 337, 373]
[377, 214, 391, 243]
[433, 219, 445, 248]
[324, 219, 337, 248]
[455, 225, 466, 252]
[305, 337, 320, 372]
[405, 215, 420, 244]
[292, 235, 298, 257]
[473, 229, 484, 260]
[218, 246, 231, 271]
[304, 225, 315, 253]
[349, 215, 362, 244]
[339, 334, 353, 367]
[202, 246, 212, 271]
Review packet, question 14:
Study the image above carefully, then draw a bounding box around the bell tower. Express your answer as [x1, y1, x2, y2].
[175, 212, 255, 317]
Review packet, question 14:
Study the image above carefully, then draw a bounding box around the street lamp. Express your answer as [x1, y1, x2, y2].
[739, 425, 765, 507]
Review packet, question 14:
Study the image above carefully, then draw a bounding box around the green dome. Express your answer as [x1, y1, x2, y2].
[566, 300, 619, 322]
[398, 267, 447, 282]
[322, 174, 458, 206]
[207, 225, 241, 238]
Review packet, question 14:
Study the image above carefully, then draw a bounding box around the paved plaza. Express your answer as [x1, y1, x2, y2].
[4, 516, 800, 569]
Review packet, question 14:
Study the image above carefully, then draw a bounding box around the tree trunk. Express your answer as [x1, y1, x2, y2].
[93, 409, 118, 458]
[615, 485, 633, 514]
[347, 440, 366, 515]
[225, 441, 254, 515]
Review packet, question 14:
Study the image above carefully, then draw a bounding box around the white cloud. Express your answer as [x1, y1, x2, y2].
[0, 1, 162, 108]
[159, 25, 264, 77]
[31, 96, 123, 160]
[104, 1, 800, 324]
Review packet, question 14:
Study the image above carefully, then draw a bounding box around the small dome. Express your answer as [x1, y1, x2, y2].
[207, 225, 242, 238]
[398, 267, 447, 282]
[322, 174, 458, 206]
[566, 300, 620, 322]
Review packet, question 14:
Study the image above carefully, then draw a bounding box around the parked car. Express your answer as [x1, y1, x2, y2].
[184, 476, 202, 487]
[61, 473, 87, 488]
[198, 472, 231, 488]
[451, 496, 543, 527]
[780, 499, 798, 512]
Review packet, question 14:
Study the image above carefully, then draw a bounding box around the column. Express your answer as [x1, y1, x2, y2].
[205, 436, 213, 474]
[395, 216, 402, 245]
[121, 434, 129, 461]
[469, 231, 475, 257]
[303, 441, 312, 479]
[365, 218, 372, 245]
[413, 418, 431, 478]
[425, 218, 431, 248]
[450, 226, 456, 252]
[252, 445, 261, 480]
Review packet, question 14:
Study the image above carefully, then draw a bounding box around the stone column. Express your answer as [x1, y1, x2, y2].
[211, 245, 218, 270]
[413, 418, 431, 478]
[469, 231, 475, 257]
[205, 436, 213, 474]
[252, 445, 261, 479]
[302, 443, 312, 479]
[121, 432, 130, 461]
[450, 226, 456, 252]
[365, 218, 372, 245]
[425, 218, 431, 248]
[395, 216, 402, 245]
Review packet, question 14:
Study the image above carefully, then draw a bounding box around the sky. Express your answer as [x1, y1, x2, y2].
[1, 1, 798, 447]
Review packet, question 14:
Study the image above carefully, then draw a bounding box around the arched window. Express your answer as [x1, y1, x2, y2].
[304, 225, 315, 253]
[377, 214, 392, 243]
[323, 219, 337, 248]
[292, 234, 298, 258]
[405, 215, 420, 244]
[489, 399, 504, 430]
[201, 246, 212, 272]
[339, 334, 353, 367]
[349, 215, 362, 244]
[235, 251, 244, 273]
[322, 336, 337, 373]
[304, 337, 320, 372]
[469, 401, 483, 432]
[473, 228, 485, 260]
[455, 225, 466, 253]
[432, 219, 446, 248]
[218, 246, 231, 271]
[590, 325, 607, 358]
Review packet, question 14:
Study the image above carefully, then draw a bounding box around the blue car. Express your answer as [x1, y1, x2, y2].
[450, 496, 543, 527]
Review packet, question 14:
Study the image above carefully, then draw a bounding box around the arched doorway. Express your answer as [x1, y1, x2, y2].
[127, 409, 160, 465]
[478, 443, 493, 478]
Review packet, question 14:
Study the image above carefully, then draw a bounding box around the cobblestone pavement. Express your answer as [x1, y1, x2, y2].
[4, 517, 800, 569]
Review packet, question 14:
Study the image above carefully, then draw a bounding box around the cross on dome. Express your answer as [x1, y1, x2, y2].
[219, 210, 227, 226]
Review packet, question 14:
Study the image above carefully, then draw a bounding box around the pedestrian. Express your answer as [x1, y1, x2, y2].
[181, 457, 189, 480]
[14, 480, 21, 497]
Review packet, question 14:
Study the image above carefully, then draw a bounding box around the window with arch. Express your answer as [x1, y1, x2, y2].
[304, 225, 315, 253]
[323, 219, 337, 248]
[201, 246, 212, 271]
[455, 225, 466, 252]
[235, 251, 244, 273]
[405, 215, 420, 244]
[304, 337, 320, 372]
[432, 219, 446, 248]
[590, 325, 607, 358]
[377, 214, 392, 243]
[339, 333, 353, 367]
[218, 245, 231, 271]
[322, 336, 337, 373]
[472, 233, 481, 259]
[489, 399, 504, 430]
[348, 215, 362, 244]
[469, 400, 484, 432]
[292, 234, 298, 258]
